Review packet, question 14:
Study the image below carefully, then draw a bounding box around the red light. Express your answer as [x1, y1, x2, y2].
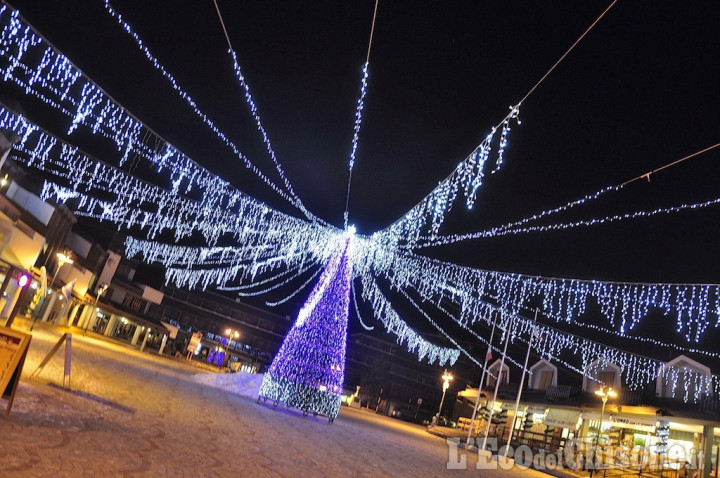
[18, 274, 29, 288]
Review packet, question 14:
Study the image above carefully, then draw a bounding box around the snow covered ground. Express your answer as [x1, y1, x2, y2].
[192, 369, 263, 399]
[0, 325, 549, 477]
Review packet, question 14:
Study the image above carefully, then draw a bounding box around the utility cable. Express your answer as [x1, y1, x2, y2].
[413, 142, 720, 248]
[380, 0, 619, 235]
[344, 0, 380, 230]
[211, 0, 324, 225]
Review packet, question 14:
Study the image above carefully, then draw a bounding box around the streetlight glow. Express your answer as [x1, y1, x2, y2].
[434, 370, 454, 424]
[594, 387, 617, 399]
[442, 371, 453, 390]
[57, 251, 74, 266]
[590, 385, 617, 475]
[48, 251, 74, 292]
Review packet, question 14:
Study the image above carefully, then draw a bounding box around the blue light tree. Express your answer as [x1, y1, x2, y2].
[258, 238, 353, 420]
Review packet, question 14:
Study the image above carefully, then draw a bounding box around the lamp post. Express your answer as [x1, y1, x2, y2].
[225, 328, 240, 348]
[224, 328, 240, 366]
[30, 252, 74, 331]
[435, 370, 453, 424]
[591, 385, 617, 475]
[84, 283, 108, 336]
[49, 251, 74, 290]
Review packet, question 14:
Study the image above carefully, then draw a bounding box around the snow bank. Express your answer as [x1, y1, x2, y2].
[192, 370, 264, 399]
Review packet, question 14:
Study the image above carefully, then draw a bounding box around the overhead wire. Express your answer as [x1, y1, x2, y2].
[344, 0, 380, 230]
[413, 142, 720, 248]
[380, 0, 620, 235]
[210, 0, 325, 225]
[102, 1, 315, 221]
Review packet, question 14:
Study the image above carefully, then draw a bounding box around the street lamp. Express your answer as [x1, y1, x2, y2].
[49, 251, 74, 290]
[30, 251, 74, 331]
[591, 385, 617, 474]
[84, 283, 108, 336]
[225, 328, 240, 349]
[435, 370, 453, 424]
[224, 328, 240, 367]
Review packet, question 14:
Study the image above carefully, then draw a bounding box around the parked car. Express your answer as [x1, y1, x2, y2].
[435, 415, 457, 428]
[390, 406, 434, 425]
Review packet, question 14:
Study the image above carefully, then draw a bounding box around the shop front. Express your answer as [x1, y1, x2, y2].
[80, 301, 170, 352]
[577, 410, 720, 475]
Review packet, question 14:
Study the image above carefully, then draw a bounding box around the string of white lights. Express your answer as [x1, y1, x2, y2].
[357, 275, 459, 366]
[39, 173, 333, 249]
[125, 234, 336, 291]
[375, 104, 521, 248]
[411, 288, 523, 373]
[377, 0, 622, 248]
[218, 263, 306, 291]
[124, 238, 313, 275]
[162, 253, 306, 291]
[344, 61, 369, 230]
[363, 246, 719, 343]
[497, 198, 720, 236]
[344, 0, 378, 229]
[2, 104, 345, 297]
[462, 198, 720, 244]
[0, 105, 342, 260]
[567, 319, 720, 360]
[236, 264, 323, 298]
[265, 266, 324, 307]
[0, 6, 305, 212]
[414, 143, 720, 249]
[505, 299, 720, 360]
[451, 300, 720, 402]
[102, 0, 318, 221]
[490, 105, 521, 175]
[411, 185, 623, 248]
[506, 310, 720, 401]
[397, 287, 489, 368]
[351, 279, 375, 331]
[225, 49, 325, 225]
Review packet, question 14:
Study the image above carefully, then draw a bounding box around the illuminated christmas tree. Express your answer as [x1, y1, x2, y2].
[258, 237, 353, 420]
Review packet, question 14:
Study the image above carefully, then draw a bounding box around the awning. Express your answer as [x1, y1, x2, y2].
[457, 387, 491, 402]
[458, 387, 480, 399]
[95, 301, 168, 334]
[544, 408, 581, 429]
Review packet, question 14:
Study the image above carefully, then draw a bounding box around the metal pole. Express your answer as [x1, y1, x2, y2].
[590, 393, 608, 478]
[504, 308, 539, 458]
[437, 388, 447, 419]
[31, 263, 63, 331]
[481, 313, 514, 451]
[466, 312, 498, 448]
[4, 283, 31, 328]
[84, 284, 107, 336]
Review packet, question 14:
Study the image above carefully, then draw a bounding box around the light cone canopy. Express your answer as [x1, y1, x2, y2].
[258, 238, 352, 419]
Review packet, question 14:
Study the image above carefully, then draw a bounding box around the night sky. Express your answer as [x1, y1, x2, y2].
[2, 1, 720, 352]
